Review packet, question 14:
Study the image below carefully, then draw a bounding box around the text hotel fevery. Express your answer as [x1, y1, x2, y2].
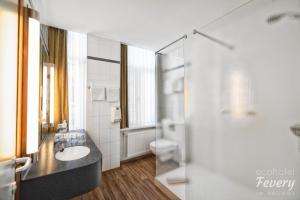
[256, 168, 295, 192]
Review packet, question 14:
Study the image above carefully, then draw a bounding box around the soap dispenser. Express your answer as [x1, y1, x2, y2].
[111, 106, 121, 123]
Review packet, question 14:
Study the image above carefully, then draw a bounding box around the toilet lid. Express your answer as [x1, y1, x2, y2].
[150, 139, 177, 148]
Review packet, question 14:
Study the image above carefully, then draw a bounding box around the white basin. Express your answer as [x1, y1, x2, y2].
[55, 146, 90, 161]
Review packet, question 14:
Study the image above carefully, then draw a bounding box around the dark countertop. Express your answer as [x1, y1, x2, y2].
[22, 131, 102, 181]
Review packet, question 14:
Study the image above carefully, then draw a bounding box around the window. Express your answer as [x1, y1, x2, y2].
[128, 46, 155, 127]
[42, 63, 54, 127]
[67, 31, 87, 130]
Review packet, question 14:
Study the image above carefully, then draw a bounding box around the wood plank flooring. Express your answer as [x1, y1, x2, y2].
[72, 155, 171, 200]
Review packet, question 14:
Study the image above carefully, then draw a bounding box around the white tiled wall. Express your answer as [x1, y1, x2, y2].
[88, 35, 120, 61]
[86, 35, 121, 171]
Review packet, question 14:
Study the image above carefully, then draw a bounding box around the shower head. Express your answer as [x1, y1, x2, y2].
[267, 12, 300, 24]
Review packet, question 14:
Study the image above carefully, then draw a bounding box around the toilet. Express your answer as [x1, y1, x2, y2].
[150, 139, 178, 162]
[150, 118, 182, 162]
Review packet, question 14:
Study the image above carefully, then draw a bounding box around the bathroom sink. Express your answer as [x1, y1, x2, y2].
[55, 146, 90, 161]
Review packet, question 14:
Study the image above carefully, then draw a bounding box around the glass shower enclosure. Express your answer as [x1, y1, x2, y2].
[155, 0, 300, 199]
[185, 0, 300, 199]
[155, 39, 187, 199]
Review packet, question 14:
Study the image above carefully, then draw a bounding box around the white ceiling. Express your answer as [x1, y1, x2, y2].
[38, 0, 250, 51]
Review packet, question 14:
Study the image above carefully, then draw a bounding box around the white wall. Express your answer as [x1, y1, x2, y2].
[159, 46, 185, 125]
[86, 35, 121, 171]
[186, 0, 300, 199]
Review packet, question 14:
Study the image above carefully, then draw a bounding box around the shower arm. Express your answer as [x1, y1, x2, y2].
[156, 29, 235, 54]
[156, 34, 187, 54]
[193, 29, 235, 50]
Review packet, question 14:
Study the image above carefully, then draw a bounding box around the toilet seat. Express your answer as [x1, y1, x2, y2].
[150, 139, 178, 155]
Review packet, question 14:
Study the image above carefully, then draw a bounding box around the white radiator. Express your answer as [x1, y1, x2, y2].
[124, 129, 155, 158]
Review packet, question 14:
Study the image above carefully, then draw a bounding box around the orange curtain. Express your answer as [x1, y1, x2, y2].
[120, 44, 128, 128]
[47, 26, 69, 130]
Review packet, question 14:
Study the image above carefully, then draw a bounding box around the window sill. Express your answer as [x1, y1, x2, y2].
[120, 125, 156, 133]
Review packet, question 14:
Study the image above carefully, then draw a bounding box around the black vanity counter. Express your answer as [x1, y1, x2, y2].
[20, 131, 102, 200]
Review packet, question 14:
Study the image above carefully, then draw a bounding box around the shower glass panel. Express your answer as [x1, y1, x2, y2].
[155, 40, 186, 199]
[186, 0, 300, 199]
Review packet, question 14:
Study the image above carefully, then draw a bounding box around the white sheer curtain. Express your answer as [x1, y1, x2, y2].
[128, 46, 155, 127]
[67, 31, 87, 130]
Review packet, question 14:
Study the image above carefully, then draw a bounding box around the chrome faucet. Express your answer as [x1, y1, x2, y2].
[54, 141, 65, 152]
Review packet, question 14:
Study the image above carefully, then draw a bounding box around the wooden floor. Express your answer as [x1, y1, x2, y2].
[72, 155, 171, 200]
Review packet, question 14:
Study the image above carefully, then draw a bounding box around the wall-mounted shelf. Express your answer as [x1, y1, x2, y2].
[162, 64, 184, 73]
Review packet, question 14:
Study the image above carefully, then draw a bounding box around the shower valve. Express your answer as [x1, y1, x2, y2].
[290, 124, 300, 137]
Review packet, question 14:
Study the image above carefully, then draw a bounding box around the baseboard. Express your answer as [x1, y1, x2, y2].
[121, 152, 154, 164]
[102, 167, 121, 173]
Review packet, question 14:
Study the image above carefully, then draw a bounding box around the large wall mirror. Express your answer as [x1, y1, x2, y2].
[39, 24, 69, 144]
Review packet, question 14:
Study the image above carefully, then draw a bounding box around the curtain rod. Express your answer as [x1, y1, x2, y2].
[156, 34, 187, 54]
[193, 29, 235, 50]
